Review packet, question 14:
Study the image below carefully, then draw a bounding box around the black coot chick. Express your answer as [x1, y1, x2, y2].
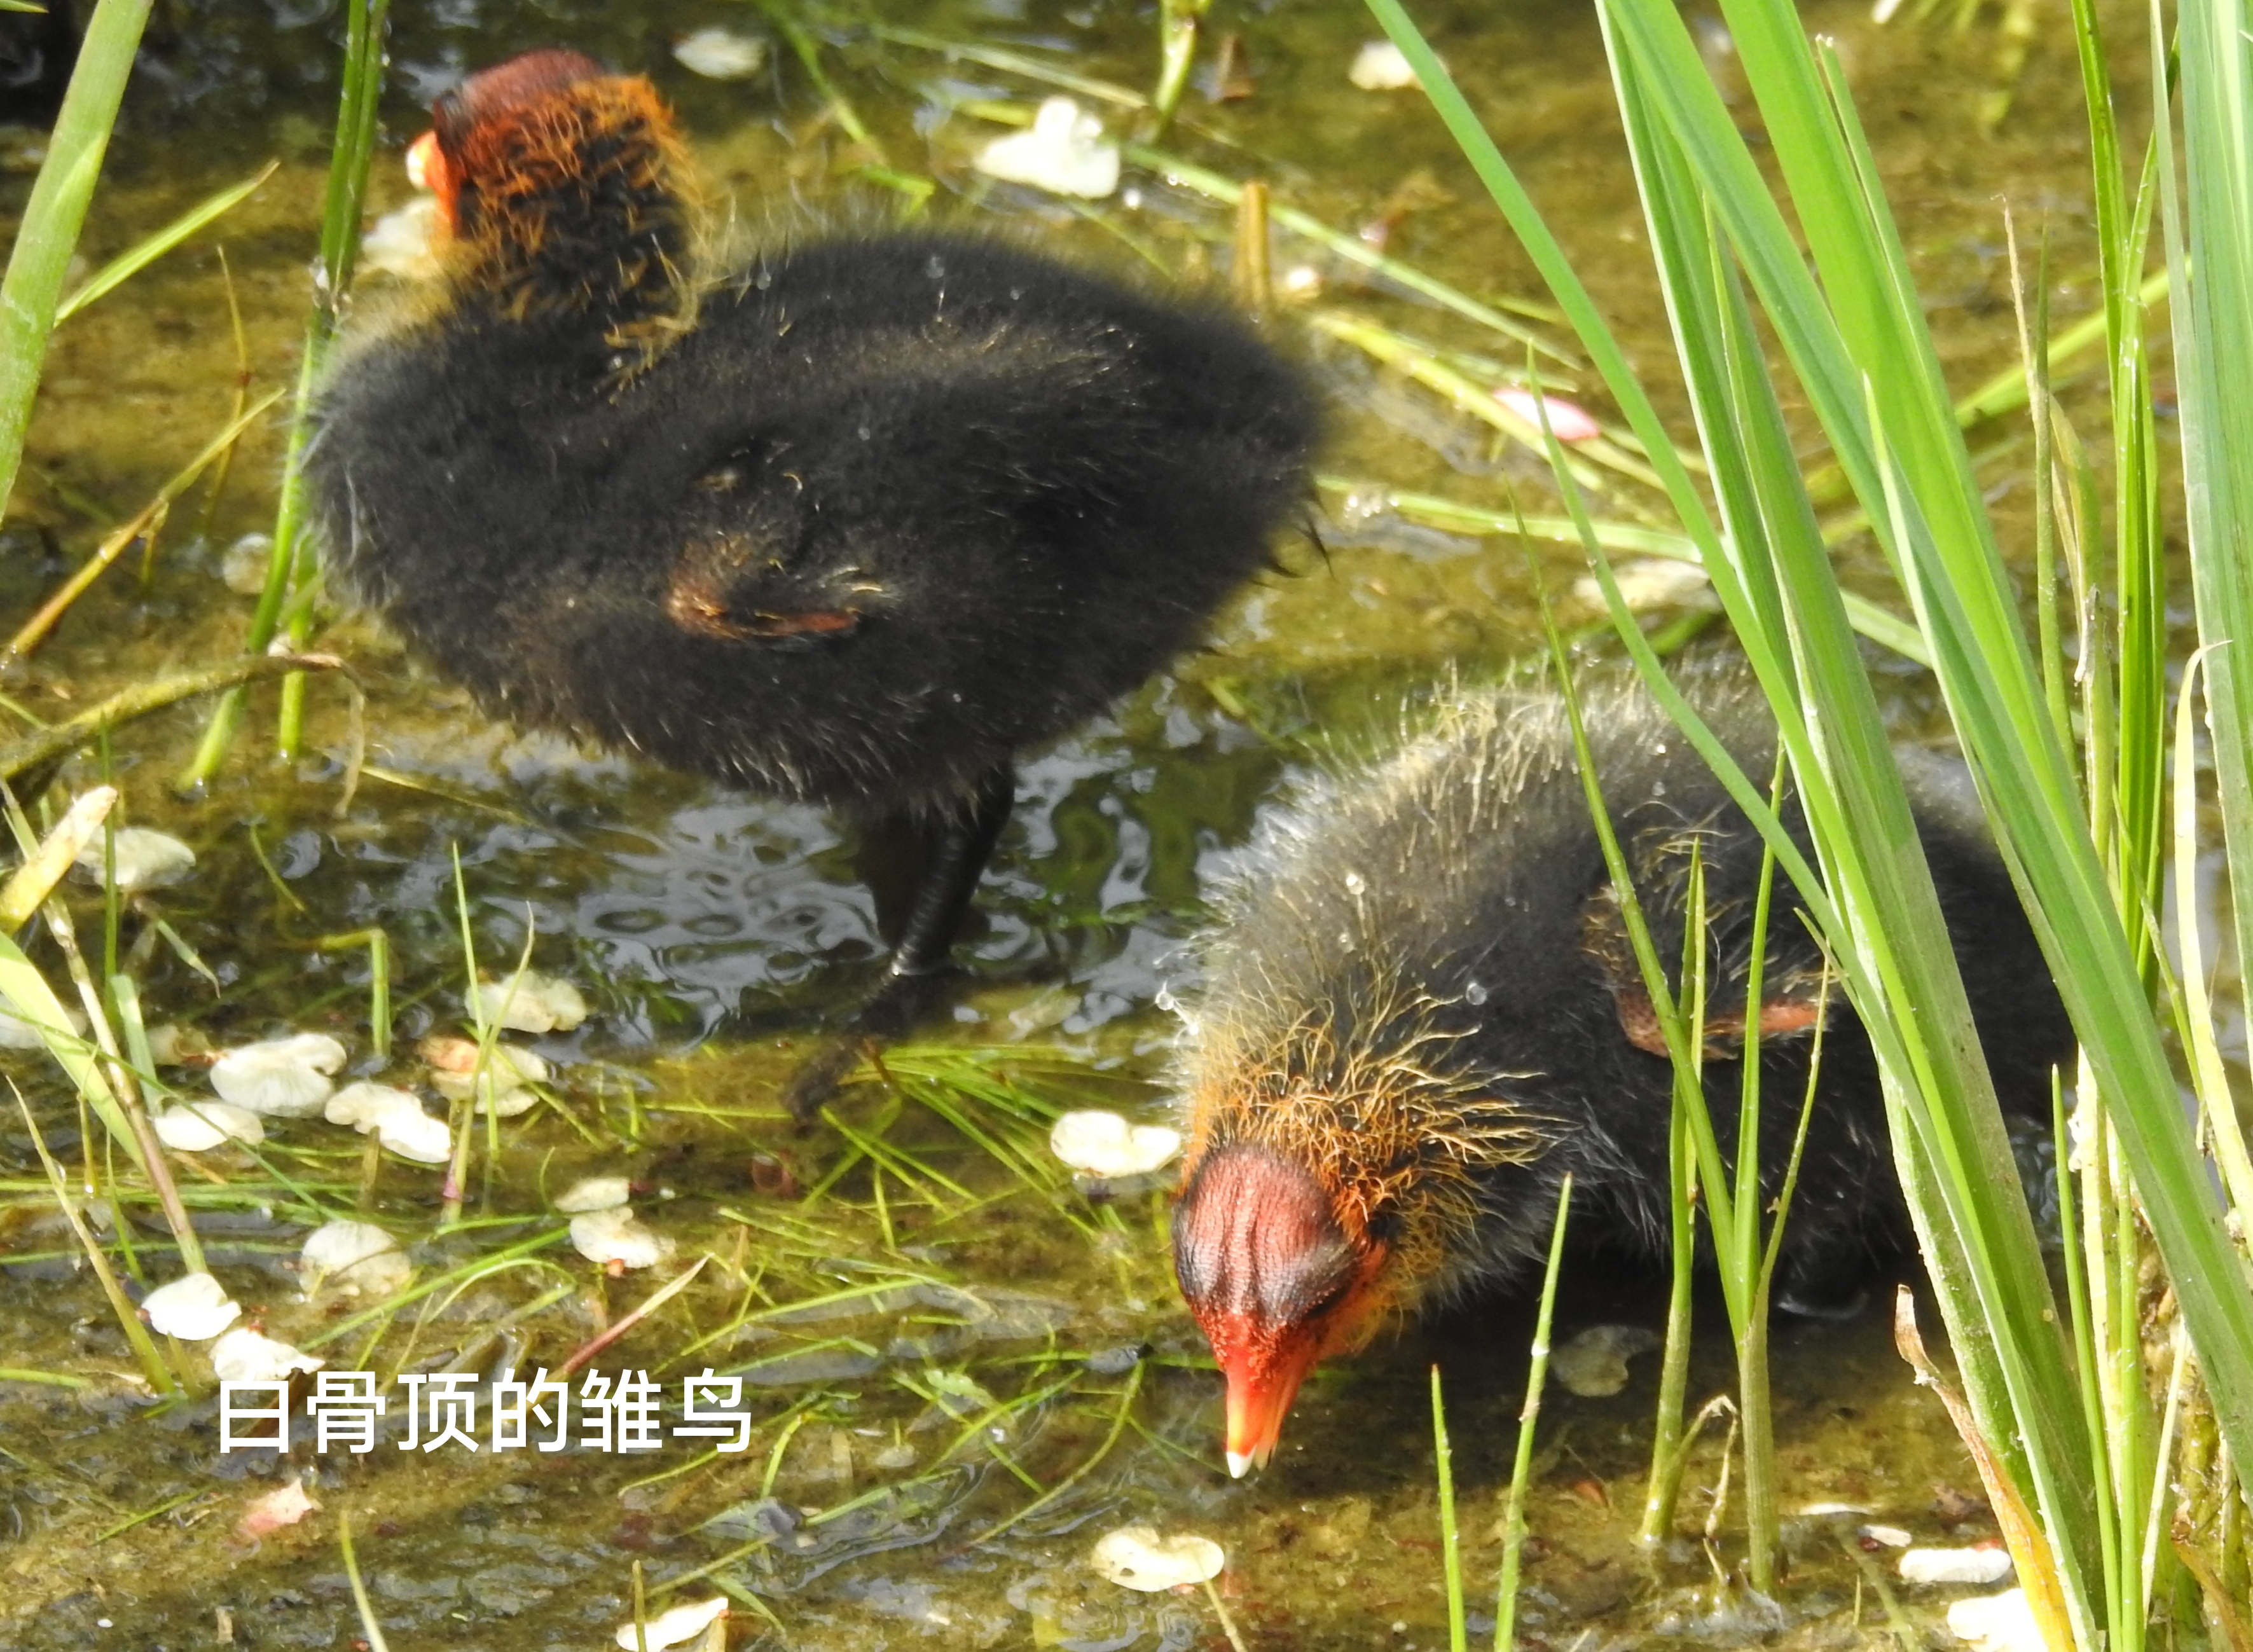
[307, 52, 1318, 1105]
[1169, 672, 2074, 1475]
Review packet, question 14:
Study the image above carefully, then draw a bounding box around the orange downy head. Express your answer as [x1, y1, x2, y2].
[404, 50, 694, 327]
[1172, 1141, 1391, 1476]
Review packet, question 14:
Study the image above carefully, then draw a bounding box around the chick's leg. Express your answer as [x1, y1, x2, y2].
[783, 767, 1016, 1122]
[887, 766, 1017, 979]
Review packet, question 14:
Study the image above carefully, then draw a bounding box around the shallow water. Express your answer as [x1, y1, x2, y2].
[0, 1, 2151, 1646]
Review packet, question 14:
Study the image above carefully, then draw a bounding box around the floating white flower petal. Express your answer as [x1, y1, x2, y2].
[144, 1022, 210, 1065]
[570, 1206, 673, 1269]
[556, 1174, 633, 1213]
[1048, 1110, 1183, 1178]
[359, 195, 443, 282]
[325, 1082, 452, 1164]
[210, 1326, 325, 1384]
[1090, 1524, 1225, 1592]
[1900, 1546, 2014, 1586]
[1551, 1323, 1664, 1398]
[153, 1099, 265, 1152]
[300, 1219, 404, 1293]
[141, 1271, 242, 1340]
[1859, 1524, 1913, 1548]
[673, 26, 766, 79]
[467, 971, 589, 1034]
[973, 97, 1120, 198]
[428, 1040, 551, 1102]
[220, 532, 275, 595]
[1572, 557, 1717, 615]
[324, 1081, 419, 1130]
[74, 826, 196, 893]
[1348, 41, 1417, 90]
[212, 1033, 347, 1118]
[378, 1107, 452, 1164]
[1493, 387, 1602, 443]
[1946, 1590, 2043, 1652]
[614, 1595, 729, 1652]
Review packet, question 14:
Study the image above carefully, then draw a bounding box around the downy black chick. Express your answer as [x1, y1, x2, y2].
[1169, 672, 2074, 1475]
[307, 52, 1318, 1103]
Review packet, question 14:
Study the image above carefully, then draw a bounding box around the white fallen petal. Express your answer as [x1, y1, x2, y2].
[475, 1086, 539, 1118]
[1946, 1590, 2044, 1652]
[74, 826, 196, 893]
[142, 1271, 242, 1340]
[615, 1595, 729, 1652]
[1551, 1323, 1664, 1398]
[301, 1220, 411, 1297]
[144, 1022, 210, 1065]
[1048, 1110, 1183, 1178]
[429, 1042, 550, 1101]
[1859, 1524, 1913, 1548]
[359, 195, 443, 282]
[220, 532, 275, 595]
[556, 1174, 633, 1213]
[1349, 41, 1417, 90]
[376, 1106, 453, 1164]
[324, 1081, 423, 1130]
[153, 1099, 265, 1151]
[325, 1082, 452, 1164]
[212, 1033, 348, 1118]
[973, 97, 1119, 198]
[1090, 1524, 1225, 1592]
[570, 1206, 674, 1269]
[467, 971, 589, 1034]
[1572, 557, 1717, 614]
[1900, 1546, 2015, 1585]
[673, 25, 766, 78]
[300, 1219, 399, 1290]
[210, 1326, 325, 1384]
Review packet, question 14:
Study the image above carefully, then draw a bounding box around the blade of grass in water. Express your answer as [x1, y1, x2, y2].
[1312, 478, 1929, 663]
[7, 389, 286, 661]
[1609, 0, 2253, 1562]
[1431, 1366, 1466, 1652]
[1356, 0, 2126, 1630]
[11, 1082, 178, 1394]
[1494, 1174, 1569, 1652]
[52, 162, 279, 325]
[0, 0, 155, 518]
[182, 0, 390, 788]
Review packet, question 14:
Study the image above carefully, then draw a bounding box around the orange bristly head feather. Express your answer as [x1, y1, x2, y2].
[417, 49, 698, 335]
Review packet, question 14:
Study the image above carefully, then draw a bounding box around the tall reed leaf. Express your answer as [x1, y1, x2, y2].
[182, 0, 390, 787]
[2166, 0, 2253, 1153]
[1614, 0, 2253, 1483]
[0, 0, 155, 517]
[1359, 18, 2098, 1600]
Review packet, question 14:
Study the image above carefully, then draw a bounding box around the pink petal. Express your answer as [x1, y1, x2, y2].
[1494, 388, 1602, 443]
[237, 1478, 318, 1541]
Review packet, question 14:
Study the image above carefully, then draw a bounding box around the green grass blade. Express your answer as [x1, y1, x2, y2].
[1630, 0, 2253, 1502]
[0, 0, 155, 517]
[53, 162, 278, 325]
